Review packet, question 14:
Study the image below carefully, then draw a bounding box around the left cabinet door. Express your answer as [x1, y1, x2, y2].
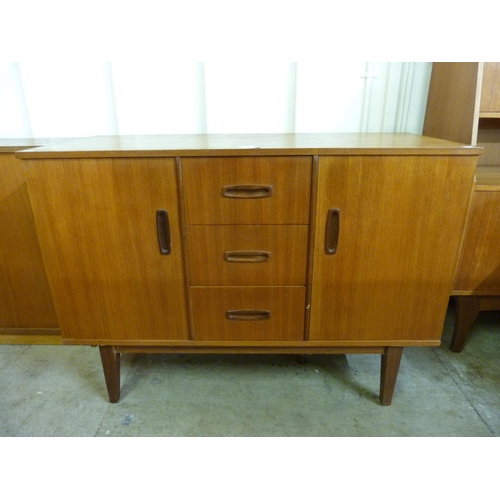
[26, 158, 189, 344]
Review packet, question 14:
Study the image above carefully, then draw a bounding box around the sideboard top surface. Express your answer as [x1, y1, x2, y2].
[0, 137, 78, 154]
[0, 138, 42, 153]
[15, 133, 482, 159]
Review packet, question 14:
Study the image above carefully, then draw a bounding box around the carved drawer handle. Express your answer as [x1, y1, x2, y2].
[224, 251, 271, 263]
[222, 185, 273, 199]
[226, 310, 271, 321]
[156, 210, 171, 255]
[325, 208, 340, 255]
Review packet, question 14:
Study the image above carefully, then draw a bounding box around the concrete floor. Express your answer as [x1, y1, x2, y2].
[1, 302, 499, 437]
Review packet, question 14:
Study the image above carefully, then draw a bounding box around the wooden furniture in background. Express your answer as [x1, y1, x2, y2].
[18, 134, 481, 404]
[424, 62, 500, 352]
[0, 140, 60, 345]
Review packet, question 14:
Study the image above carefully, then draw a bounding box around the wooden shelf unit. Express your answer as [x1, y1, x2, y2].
[424, 62, 500, 352]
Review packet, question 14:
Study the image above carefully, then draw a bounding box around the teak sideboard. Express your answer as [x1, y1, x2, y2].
[15, 133, 482, 405]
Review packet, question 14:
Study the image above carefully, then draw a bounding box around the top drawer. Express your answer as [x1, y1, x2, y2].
[182, 156, 312, 224]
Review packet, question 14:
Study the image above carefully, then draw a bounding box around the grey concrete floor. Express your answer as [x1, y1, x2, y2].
[1, 302, 499, 437]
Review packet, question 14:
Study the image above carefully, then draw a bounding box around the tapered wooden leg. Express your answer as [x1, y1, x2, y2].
[99, 346, 121, 403]
[451, 296, 481, 353]
[380, 346, 404, 406]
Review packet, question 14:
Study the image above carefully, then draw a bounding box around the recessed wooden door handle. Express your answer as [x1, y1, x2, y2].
[222, 185, 273, 199]
[325, 209, 340, 255]
[224, 251, 271, 263]
[226, 310, 271, 321]
[156, 210, 171, 255]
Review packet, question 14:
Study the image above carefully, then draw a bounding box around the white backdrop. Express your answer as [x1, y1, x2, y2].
[0, 62, 432, 138]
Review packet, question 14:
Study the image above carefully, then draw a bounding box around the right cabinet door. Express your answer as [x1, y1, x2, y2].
[309, 155, 476, 344]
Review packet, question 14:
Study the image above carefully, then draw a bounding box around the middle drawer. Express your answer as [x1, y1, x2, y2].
[187, 225, 309, 286]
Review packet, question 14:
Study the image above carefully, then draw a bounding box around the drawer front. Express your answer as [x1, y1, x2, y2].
[187, 225, 309, 286]
[182, 156, 312, 224]
[190, 286, 306, 341]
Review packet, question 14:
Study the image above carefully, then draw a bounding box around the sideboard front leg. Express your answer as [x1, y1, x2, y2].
[379, 346, 404, 406]
[99, 346, 121, 403]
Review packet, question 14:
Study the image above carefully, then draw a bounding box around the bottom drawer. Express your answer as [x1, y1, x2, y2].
[190, 286, 306, 341]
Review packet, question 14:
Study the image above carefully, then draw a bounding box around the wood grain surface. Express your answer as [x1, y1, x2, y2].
[0, 151, 58, 329]
[16, 134, 480, 159]
[454, 189, 500, 293]
[423, 62, 481, 145]
[26, 157, 189, 342]
[309, 154, 476, 342]
[480, 62, 500, 114]
[187, 225, 309, 285]
[182, 156, 312, 224]
[190, 286, 306, 341]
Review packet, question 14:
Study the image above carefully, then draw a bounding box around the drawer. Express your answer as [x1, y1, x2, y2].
[187, 225, 309, 286]
[182, 156, 312, 224]
[190, 286, 306, 341]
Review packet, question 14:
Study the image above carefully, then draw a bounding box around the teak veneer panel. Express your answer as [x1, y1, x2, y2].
[476, 120, 500, 168]
[190, 286, 306, 341]
[454, 190, 500, 294]
[475, 165, 500, 186]
[0, 150, 58, 329]
[182, 156, 312, 224]
[309, 155, 477, 342]
[16, 134, 477, 159]
[423, 62, 481, 145]
[480, 63, 500, 114]
[26, 158, 189, 342]
[187, 225, 309, 286]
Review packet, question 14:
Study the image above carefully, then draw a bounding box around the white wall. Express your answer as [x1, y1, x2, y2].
[0, 62, 432, 138]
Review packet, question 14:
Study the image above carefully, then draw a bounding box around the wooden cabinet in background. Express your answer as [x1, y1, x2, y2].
[424, 62, 500, 351]
[480, 63, 500, 117]
[0, 141, 60, 345]
[18, 134, 481, 404]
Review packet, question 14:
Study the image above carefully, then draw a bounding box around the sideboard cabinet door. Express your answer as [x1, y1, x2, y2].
[26, 158, 189, 343]
[309, 155, 476, 344]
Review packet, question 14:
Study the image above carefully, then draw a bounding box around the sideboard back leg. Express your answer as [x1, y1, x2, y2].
[99, 346, 121, 403]
[379, 346, 404, 406]
[451, 296, 481, 353]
